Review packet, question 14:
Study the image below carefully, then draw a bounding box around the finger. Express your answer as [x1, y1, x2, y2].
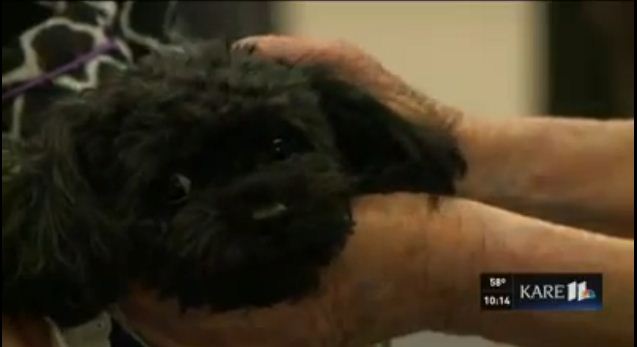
[232, 35, 339, 66]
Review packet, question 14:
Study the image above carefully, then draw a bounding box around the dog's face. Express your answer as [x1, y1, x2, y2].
[107, 49, 355, 312]
[3, 42, 465, 326]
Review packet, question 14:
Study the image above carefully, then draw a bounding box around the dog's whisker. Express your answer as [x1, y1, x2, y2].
[252, 203, 288, 220]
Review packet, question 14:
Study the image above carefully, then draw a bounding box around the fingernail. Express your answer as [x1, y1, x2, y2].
[231, 37, 259, 52]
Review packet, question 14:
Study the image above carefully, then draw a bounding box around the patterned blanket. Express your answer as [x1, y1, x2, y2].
[2, 1, 180, 140]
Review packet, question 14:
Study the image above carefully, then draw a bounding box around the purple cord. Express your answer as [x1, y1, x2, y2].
[2, 39, 118, 102]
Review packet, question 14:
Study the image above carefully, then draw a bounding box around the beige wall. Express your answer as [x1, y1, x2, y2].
[275, 1, 546, 118]
[274, 2, 546, 346]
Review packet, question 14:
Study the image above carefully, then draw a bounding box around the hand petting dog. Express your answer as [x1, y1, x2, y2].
[3, 36, 632, 347]
[3, 40, 464, 330]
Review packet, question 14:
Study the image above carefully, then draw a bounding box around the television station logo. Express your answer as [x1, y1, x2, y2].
[481, 274, 602, 311]
[567, 281, 596, 301]
[519, 280, 597, 302]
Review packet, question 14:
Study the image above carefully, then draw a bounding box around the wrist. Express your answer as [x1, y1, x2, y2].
[442, 202, 634, 347]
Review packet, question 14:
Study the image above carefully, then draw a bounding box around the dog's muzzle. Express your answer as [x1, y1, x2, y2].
[222, 154, 349, 216]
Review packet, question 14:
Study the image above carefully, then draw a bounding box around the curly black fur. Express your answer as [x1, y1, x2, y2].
[2, 41, 466, 327]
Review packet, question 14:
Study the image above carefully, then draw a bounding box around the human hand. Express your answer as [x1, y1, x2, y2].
[232, 35, 464, 129]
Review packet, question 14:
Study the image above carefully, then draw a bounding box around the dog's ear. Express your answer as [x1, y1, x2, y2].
[306, 72, 466, 196]
[2, 106, 129, 326]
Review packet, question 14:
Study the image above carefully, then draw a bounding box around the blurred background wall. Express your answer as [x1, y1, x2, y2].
[167, 0, 633, 119]
[144, 0, 633, 119]
[276, 1, 545, 119]
[275, 1, 634, 119]
[548, 1, 634, 118]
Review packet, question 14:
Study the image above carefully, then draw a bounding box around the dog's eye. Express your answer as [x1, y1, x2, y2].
[272, 137, 290, 160]
[167, 173, 191, 204]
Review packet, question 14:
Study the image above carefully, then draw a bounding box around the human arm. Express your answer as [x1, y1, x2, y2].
[235, 35, 635, 237]
[118, 193, 634, 347]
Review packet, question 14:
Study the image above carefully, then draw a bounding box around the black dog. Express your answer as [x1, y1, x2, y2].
[2, 41, 466, 328]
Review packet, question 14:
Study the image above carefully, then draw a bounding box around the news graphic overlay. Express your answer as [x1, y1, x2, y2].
[481, 273, 602, 311]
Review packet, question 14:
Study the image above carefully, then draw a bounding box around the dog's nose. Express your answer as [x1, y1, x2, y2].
[252, 202, 288, 220]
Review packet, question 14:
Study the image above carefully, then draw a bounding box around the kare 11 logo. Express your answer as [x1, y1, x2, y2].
[514, 274, 602, 311]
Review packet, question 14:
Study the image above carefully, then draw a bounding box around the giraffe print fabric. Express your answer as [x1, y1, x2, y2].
[2, 1, 180, 140]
